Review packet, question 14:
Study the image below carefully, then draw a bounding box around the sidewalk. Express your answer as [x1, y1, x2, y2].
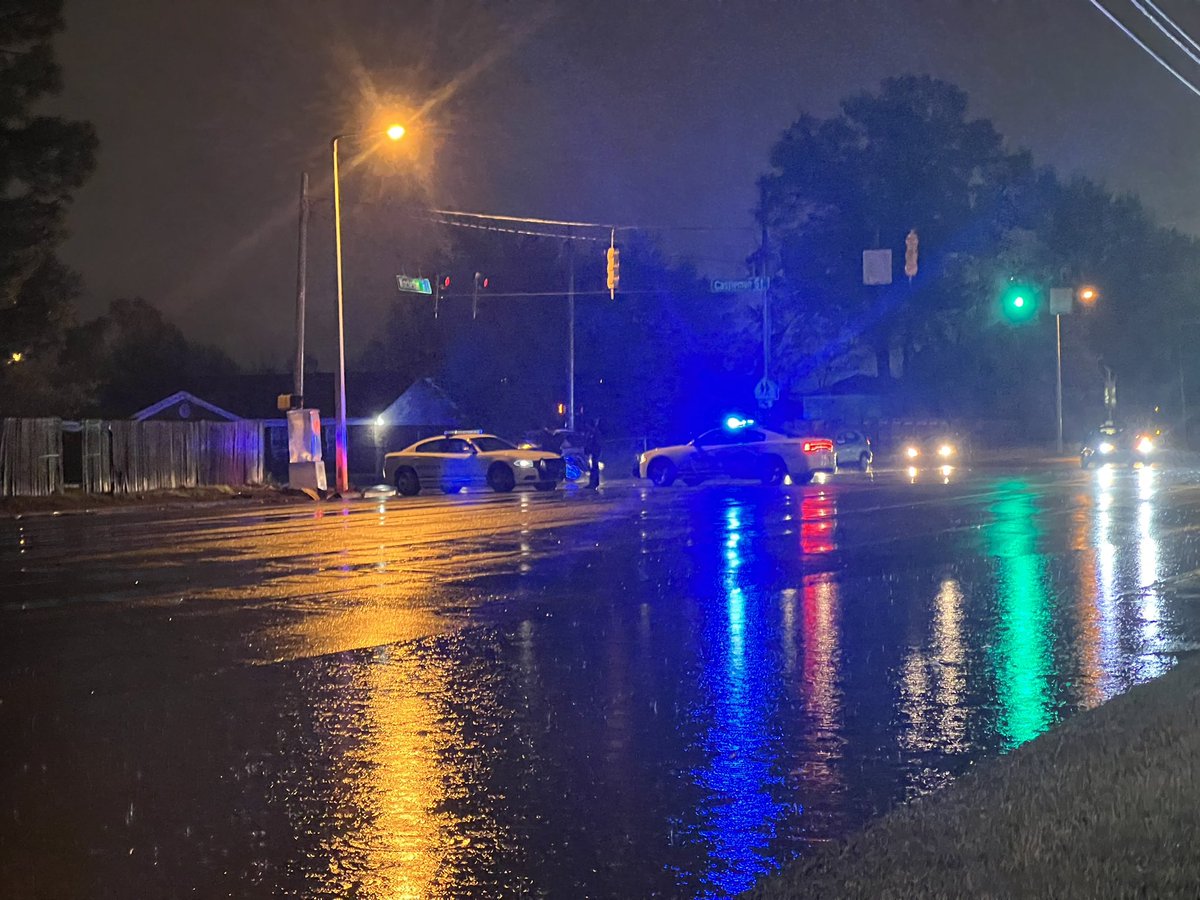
[743, 653, 1200, 899]
[0, 485, 304, 518]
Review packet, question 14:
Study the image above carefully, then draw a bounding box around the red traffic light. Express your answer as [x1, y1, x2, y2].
[442, 275, 451, 289]
[482, 276, 489, 288]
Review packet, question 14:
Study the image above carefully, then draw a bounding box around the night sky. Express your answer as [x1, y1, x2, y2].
[49, 0, 1200, 364]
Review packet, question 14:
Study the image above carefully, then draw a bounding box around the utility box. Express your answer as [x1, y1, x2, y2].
[287, 408, 326, 492]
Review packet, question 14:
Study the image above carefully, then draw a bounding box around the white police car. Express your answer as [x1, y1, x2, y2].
[383, 431, 565, 495]
[635, 417, 836, 486]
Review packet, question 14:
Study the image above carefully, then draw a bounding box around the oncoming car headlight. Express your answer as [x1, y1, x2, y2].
[1137, 436, 1154, 454]
[937, 443, 955, 458]
[1098, 441, 1115, 455]
[514, 458, 535, 468]
[904, 445, 920, 459]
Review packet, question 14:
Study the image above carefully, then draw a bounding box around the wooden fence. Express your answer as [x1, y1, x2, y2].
[0, 418, 63, 497]
[1, 418, 264, 497]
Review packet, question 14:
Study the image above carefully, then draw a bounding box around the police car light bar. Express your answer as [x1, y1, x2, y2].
[445, 429, 484, 436]
[724, 416, 755, 430]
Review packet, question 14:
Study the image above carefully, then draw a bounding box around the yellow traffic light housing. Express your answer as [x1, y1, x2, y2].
[606, 246, 620, 298]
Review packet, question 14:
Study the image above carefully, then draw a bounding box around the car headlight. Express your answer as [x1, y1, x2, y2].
[1098, 441, 1114, 454]
[1137, 436, 1154, 454]
[937, 443, 955, 458]
[637, 453, 645, 465]
[905, 445, 920, 459]
[514, 458, 535, 468]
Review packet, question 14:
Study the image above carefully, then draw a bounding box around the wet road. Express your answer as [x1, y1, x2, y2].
[4, 465, 1200, 898]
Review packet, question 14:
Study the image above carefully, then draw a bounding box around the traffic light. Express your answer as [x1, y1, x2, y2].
[1000, 281, 1038, 323]
[473, 272, 489, 319]
[605, 246, 620, 298]
[433, 274, 452, 319]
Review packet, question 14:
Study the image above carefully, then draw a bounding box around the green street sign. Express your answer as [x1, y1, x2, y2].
[396, 275, 432, 295]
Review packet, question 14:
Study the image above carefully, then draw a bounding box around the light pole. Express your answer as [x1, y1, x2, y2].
[331, 123, 405, 495]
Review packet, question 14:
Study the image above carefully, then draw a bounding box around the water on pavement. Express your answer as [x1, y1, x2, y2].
[3, 464, 1200, 898]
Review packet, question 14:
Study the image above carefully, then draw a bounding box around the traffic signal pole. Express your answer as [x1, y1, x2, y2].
[567, 233, 576, 432]
[1055, 313, 1064, 455]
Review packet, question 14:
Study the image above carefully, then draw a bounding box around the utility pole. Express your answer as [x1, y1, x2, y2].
[761, 223, 771, 386]
[293, 172, 309, 402]
[567, 232, 576, 431]
[1055, 313, 1064, 455]
[1180, 347, 1187, 446]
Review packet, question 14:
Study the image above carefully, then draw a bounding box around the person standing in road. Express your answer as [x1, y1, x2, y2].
[584, 418, 602, 489]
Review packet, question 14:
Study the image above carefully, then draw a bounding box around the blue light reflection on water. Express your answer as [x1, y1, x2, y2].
[690, 500, 785, 898]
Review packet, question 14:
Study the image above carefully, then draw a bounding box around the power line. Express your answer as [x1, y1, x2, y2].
[416, 214, 608, 242]
[432, 289, 702, 300]
[1130, 0, 1200, 66]
[427, 207, 616, 230]
[426, 207, 759, 235]
[1087, 0, 1200, 99]
[1143, 0, 1200, 56]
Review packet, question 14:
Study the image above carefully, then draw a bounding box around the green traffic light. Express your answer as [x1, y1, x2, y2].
[1001, 283, 1037, 322]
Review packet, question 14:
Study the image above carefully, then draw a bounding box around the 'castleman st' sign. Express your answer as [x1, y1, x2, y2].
[710, 277, 770, 293]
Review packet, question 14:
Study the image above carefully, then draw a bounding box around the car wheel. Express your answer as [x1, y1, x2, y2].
[534, 481, 557, 492]
[859, 452, 871, 469]
[394, 467, 420, 496]
[793, 469, 815, 485]
[647, 458, 677, 486]
[487, 463, 516, 493]
[441, 484, 462, 494]
[761, 456, 787, 486]
[1080, 455, 1091, 469]
[682, 476, 703, 487]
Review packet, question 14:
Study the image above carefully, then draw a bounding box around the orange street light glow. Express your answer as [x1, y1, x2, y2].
[1078, 285, 1099, 305]
[386, 124, 406, 141]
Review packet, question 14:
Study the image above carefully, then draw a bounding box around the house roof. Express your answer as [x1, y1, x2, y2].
[806, 374, 898, 397]
[131, 390, 242, 422]
[377, 377, 465, 426]
[127, 373, 467, 424]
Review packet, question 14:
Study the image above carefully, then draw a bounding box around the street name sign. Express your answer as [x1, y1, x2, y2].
[396, 275, 433, 295]
[711, 276, 770, 293]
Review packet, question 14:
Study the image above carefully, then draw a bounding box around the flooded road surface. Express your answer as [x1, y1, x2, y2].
[4, 465, 1200, 898]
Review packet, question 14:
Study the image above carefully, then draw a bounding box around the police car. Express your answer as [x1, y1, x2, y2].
[383, 431, 566, 495]
[635, 417, 836, 486]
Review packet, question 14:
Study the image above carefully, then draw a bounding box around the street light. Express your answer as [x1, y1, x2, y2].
[331, 123, 406, 495]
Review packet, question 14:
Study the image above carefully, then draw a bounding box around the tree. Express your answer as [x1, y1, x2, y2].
[62, 299, 239, 416]
[0, 0, 98, 413]
[757, 76, 1033, 392]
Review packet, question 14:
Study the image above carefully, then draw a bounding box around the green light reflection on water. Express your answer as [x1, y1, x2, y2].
[987, 481, 1053, 750]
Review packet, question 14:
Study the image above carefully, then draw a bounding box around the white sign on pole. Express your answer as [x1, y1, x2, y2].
[863, 249, 892, 285]
[754, 377, 780, 408]
[1049, 287, 1073, 315]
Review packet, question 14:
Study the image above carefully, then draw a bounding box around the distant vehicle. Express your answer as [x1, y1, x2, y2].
[519, 429, 592, 481]
[634, 417, 836, 486]
[383, 431, 565, 495]
[898, 434, 966, 466]
[833, 428, 873, 469]
[1080, 425, 1156, 468]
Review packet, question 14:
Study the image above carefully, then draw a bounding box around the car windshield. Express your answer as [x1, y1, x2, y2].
[472, 436, 516, 452]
